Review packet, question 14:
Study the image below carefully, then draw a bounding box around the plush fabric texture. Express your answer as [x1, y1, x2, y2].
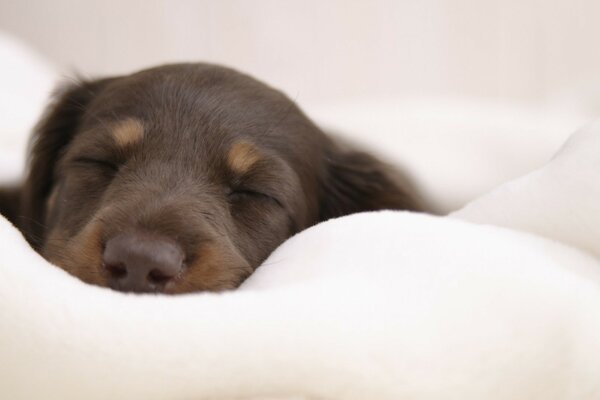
[1, 33, 600, 399]
[453, 120, 600, 259]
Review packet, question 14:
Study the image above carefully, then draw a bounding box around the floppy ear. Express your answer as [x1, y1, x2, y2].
[319, 140, 426, 221]
[0, 186, 21, 227]
[19, 78, 114, 249]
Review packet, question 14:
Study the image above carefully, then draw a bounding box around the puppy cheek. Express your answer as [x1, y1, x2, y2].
[168, 241, 253, 294]
[42, 220, 108, 287]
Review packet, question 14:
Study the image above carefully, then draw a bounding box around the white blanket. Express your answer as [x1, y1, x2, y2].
[1, 33, 600, 399]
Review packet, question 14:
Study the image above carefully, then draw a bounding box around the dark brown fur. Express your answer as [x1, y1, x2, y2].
[0, 63, 423, 294]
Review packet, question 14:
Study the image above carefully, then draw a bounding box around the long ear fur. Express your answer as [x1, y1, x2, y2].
[0, 186, 21, 227]
[320, 139, 426, 221]
[19, 78, 114, 248]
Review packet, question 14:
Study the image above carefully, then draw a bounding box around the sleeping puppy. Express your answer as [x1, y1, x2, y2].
[0, 63, 423, 294]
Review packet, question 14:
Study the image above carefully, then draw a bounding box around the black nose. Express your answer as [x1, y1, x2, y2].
[102, 232, 184, 293]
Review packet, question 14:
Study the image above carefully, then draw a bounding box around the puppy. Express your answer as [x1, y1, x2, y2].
[0, 63, 423, 294]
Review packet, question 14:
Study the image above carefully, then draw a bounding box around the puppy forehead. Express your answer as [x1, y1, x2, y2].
[111, 118, 144, 147]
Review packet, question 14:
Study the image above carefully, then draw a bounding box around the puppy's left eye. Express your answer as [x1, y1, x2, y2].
[72, 157, 119, 173]
[228, 189, 281, 207]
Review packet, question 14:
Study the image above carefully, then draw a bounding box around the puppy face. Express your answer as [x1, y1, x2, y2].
[16, 64, 422, 294]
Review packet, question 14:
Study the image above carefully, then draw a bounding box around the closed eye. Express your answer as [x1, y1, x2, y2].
[72, 157, 119, 173]
[228, 189, 282, 207]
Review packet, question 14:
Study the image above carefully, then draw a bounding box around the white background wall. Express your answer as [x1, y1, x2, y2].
[2, 0, 600, 111]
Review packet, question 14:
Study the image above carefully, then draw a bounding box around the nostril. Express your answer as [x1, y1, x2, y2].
[104, 262, 127, 278]
[102, 232, 185, 292]
[148, 268, 173, 285]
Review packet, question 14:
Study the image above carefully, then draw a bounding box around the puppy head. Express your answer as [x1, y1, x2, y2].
[19, 63, 421, 294]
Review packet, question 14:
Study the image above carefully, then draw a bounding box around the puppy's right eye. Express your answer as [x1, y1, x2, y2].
[72, 157, 119, 173]
[228, 189, 282, 207]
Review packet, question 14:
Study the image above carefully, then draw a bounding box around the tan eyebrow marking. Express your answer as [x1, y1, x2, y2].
[111, 118, 144, 147]
[227, 141, 262, 174]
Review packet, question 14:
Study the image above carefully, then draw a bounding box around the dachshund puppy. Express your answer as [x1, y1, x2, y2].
[0, 63, 423, 294]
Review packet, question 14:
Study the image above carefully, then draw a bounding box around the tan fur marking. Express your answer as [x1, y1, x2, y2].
[169, 241, 252, 294]
[227, 142, 261, 174]
[112, 118, 144, 147]
[46, 186, 59, 214]
[43, 219, 106, 286]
